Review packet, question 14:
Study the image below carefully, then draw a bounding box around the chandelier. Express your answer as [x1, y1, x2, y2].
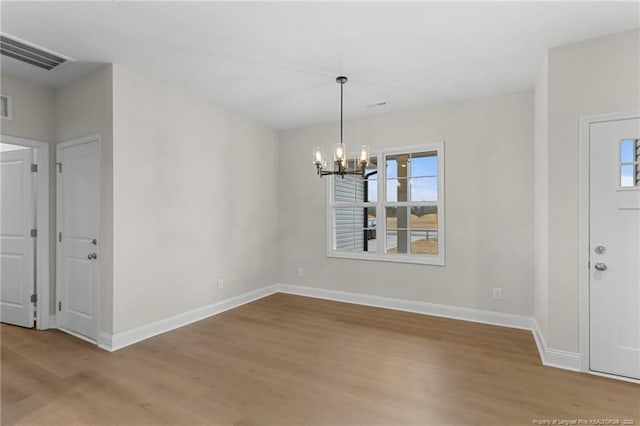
[313, 76, 370, 178]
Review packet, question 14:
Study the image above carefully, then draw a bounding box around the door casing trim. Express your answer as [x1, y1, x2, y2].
[0, 135, 50, 330]
[578, 111, 640, 375]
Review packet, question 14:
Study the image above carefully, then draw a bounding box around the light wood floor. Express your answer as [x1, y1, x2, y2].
[2, 293, 638, 425]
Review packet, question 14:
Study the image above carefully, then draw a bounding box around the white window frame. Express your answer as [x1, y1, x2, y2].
[326, 141, 445, 266]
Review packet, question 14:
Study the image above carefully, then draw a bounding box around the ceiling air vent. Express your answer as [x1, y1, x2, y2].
[0, 35, 67, 70]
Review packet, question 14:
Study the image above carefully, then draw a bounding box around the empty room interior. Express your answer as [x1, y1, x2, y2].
[1, 1, 639, 425]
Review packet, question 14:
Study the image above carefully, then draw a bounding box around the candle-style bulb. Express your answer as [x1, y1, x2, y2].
[358, 145, 370, 167]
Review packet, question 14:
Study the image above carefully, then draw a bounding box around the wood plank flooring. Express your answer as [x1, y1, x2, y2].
[2, 293, 638, 425]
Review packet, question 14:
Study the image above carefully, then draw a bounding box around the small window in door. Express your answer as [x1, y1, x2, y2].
[620, 139, 640, 188]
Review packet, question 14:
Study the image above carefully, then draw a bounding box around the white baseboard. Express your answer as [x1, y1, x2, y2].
[277, 283, 532, 330]
[95, 282, 582, 375]
[531, 318, 581, 371]
[98, 332, 112, 351]
[278, 283, 585, 373]
[101, 284, 279, 352]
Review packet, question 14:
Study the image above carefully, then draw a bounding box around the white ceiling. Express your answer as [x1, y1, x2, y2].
[1, 2, 638, 130]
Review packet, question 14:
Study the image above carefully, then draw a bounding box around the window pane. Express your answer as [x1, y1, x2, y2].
[385, 229, 409, 254]
[410, 177, 437, 202]
[386, 156, 399, 179]
[334, 208, 372, 252]
[386, 178, 408, 202]
[410, 152, 437, 178]
[409, 231, 438, 255]
[364, 158, 378, 203]
[410, 206, 438, 228]
[386, 229, 399, 253]
[334, 174, 364, 204]
[366, 176, 377, 202]
[334, 227, 358, 252]
[386, 206, 410, 254]
[335, 207, 356, 224]
[335, 208, 361, 251]
[386, 207, 408, 230]
[621, 139, 634, 163]
[386, 154, 409, 203]
[621, 164, 636, 188]
[364, 206, 377, 253]
[386, 179, 396, 202]
[409, 206, 438, 255]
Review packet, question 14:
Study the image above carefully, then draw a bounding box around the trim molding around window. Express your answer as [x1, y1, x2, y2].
[326, 142, 445, 266]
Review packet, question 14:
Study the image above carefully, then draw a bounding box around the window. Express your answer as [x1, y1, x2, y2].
[328, 142, 445, 265]
[620, 139, 640, 188]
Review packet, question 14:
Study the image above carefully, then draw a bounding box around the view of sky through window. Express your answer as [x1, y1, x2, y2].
[385, 153, 438, 202]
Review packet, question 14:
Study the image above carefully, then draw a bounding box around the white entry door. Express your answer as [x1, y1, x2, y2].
[1, 147, 35, 328]
[57, 136, 100, 341]
[589, 117, 640, 380]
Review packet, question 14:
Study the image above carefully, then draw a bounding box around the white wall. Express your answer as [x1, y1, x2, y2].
[533, 55, 549, 341]
[545, 29, 640, 352]
[111, 65, 279, 333]
[55, 65, 114, 333]
[1, 74, 57, 316]
[279, 91, 534, 315]
[1, 75, 55, 142]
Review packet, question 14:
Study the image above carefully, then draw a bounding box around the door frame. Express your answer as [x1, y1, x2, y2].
[578, 111, 640, 383]
[1, 134, 50, 330]
[56, 133, 102, 344]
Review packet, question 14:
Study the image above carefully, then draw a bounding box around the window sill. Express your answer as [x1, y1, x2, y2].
[327, 250, 445, 266]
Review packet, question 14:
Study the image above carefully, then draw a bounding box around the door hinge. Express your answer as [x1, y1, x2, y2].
[58, 301, 62, 312]
[30, 229, 37, 238]
[31, 164, 38, 173]
[58, 232, 62, 242]
[30, 294, 37, 304]
[57, 162, 62, 173]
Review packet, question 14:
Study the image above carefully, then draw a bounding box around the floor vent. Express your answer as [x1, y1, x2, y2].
[0, 35, 67, 70]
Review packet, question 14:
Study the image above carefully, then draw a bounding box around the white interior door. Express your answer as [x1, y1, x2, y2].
[57, 137, 100, 341]
[1, 147, 35, 328]
[589, 117, 640, 380]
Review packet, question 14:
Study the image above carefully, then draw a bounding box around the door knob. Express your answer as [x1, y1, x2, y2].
[594, 245, 606, 254]
[594, 262, 607, 271]
[87, 253, 97, 260]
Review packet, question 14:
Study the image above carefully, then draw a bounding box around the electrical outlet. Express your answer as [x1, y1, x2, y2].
[297, 267, 304, 277]
[217, 278, 224, 289]
[492, 287, 502, 300]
